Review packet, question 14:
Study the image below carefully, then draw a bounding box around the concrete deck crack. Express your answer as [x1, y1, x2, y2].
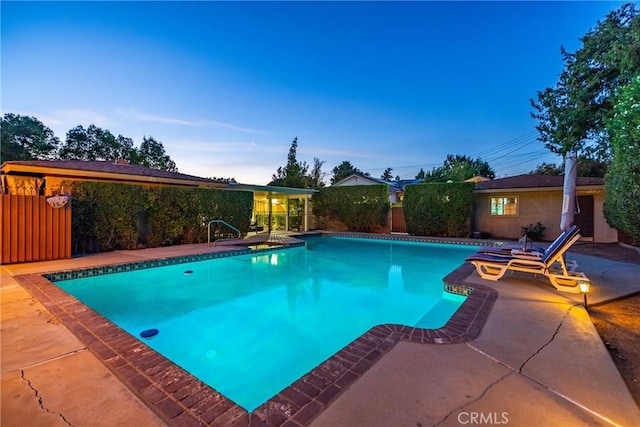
[514, 303, 623, 426]
[434, 304, 621, 427]
[598, 267, 615, 280]
[518, 303, 578, 373]
[21, 369, 75, 427]
[433, 372, 513, 426]
[22, 348, 86, 370]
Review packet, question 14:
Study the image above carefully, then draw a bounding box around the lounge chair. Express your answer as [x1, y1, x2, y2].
[465, 225, 589, 293]
[474, 225, 579, 258]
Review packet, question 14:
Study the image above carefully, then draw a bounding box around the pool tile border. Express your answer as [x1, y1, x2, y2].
[44, 242, 304, 282]
[16, 240, 497, 427]
[323, 231, 497, 246]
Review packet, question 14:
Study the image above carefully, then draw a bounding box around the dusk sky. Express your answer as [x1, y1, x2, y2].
[1, 1, 627, 185]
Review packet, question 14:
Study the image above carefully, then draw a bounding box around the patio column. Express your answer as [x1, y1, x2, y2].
[285, 196, 290, 231]
[268, 193, 272, 234]
[304, 195, 309, 231]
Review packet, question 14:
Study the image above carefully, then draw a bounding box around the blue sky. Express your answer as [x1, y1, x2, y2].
[1, 1, 627, 184]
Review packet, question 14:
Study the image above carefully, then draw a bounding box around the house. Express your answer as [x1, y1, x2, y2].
[332, 174, 421, 203]
[1, 160, 317, 263]
[473, 174, 617, 243]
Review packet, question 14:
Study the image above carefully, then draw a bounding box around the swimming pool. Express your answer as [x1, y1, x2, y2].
[55, 236, 478, 411]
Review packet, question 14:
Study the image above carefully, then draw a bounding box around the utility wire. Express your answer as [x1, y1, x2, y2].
[359, 130, 555, 179]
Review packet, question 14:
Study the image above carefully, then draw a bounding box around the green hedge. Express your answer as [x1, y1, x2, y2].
[145, 187, 253, 246]
[403, 182, 475, 237]
[71, 182, 145, 253]
[604, 75, 640, 242]
[312, 185, 389, 232]
[71, 182, 253, 254]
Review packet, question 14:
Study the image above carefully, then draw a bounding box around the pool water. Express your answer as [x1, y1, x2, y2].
[56, 236, 477, 411]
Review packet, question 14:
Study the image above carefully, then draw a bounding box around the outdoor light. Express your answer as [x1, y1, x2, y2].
[578, 280, 591, 309]
[46, 195, 70, 209]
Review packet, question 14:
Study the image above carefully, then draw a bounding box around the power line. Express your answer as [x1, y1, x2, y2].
[361, 131, 544, 177]
[354, 130, 559, 179]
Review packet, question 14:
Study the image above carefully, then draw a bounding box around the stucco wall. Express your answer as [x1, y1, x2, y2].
[474, 189, 617, 243]
[592, 191, 618, 242]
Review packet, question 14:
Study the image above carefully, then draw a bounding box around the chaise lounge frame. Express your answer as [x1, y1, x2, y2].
[466, 225, 589, 293]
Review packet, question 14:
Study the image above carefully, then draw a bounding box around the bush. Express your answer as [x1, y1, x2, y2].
[604, 75, 640, 242]
[71, 182, 253, 253]
[71, 182, 145, 253]
[403, 182, 475, 237]
[312, 185, 389, 232]
[521, 222, 546, 241]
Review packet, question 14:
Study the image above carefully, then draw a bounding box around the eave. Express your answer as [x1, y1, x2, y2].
[1, 163, 228, 189]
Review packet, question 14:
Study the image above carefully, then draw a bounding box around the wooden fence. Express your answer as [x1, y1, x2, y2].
[1, 195, 72, 264]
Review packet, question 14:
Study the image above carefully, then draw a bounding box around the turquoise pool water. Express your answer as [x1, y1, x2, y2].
[56, 236, 477, 411]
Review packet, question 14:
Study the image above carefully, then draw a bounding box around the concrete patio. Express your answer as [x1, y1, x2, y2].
[2, 238, 639, 426]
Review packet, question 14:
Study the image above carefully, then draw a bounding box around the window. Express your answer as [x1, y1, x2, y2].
[490, 197, 518, 216]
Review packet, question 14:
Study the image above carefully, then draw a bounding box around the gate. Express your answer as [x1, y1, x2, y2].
[1, 195, 72, 264]
[574, 195, 594, 239]
[391, 206, 407, 233]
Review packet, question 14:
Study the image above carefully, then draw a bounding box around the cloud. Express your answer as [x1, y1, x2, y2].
[300, 145, 378, 159]
[117, 109, 267, 134]
[4, 109, 111, 129]
[169, 139, 288, 154]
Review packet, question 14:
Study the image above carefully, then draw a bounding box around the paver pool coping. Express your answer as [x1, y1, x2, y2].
[14, 235, 498, 427]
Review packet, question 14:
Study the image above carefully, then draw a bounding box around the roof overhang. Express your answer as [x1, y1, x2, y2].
[228, 182, 318, 196]
[1, 162, 228, 189]
[474, 185, 604, 194]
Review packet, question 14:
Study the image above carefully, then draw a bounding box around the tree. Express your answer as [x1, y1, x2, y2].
[133, 136, 177, 172]
[423, 154, 496, 183]
[529, 159, 608, 177]
[330, 160, 369, 185]
[415, 168, 426, 179]
[59, 125, 134, 161]
[381, 167, 393, 181]
[530, 162, 563, 176]
[604, 75, 640, 241]
[308, 157, 326, 189]
[1, 113, 60, 161]
[268, 137, 309, 188]
[58, 125, 178, 171]
[576, 158, 609, 178]
[531, 4, 640, 162]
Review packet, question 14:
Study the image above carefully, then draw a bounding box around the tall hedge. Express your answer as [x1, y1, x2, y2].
[403, 182, 475, 237]
[71, 182, 146, 253]
[312, 185, 389, 232]
[604, 75, 640, 242]
[71, 182, 253, 253]
[146, 187, 253, 246]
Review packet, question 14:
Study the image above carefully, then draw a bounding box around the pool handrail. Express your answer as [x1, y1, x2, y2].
[208, 219, 241, 247]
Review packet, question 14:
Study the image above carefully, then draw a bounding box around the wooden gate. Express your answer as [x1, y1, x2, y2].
[1, 195, 72, 264]
[391, 206, 407, 233]
[574, 195, 594, 239]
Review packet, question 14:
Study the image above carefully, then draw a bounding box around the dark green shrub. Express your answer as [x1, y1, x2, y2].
[72, 182, 145, 253]
[521, 222, 546, 241]
[604, 75, 640, 242]
[145, 187, 253, 246]
[403, 182, 475, 237]
[313, 185, 389, 232]
[72, 183, 253, 253]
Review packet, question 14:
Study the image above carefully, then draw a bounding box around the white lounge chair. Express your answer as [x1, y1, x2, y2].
[465, 225, 589, 293]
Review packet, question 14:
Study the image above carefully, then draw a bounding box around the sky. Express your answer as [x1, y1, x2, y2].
[1, 1, 629, 185]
